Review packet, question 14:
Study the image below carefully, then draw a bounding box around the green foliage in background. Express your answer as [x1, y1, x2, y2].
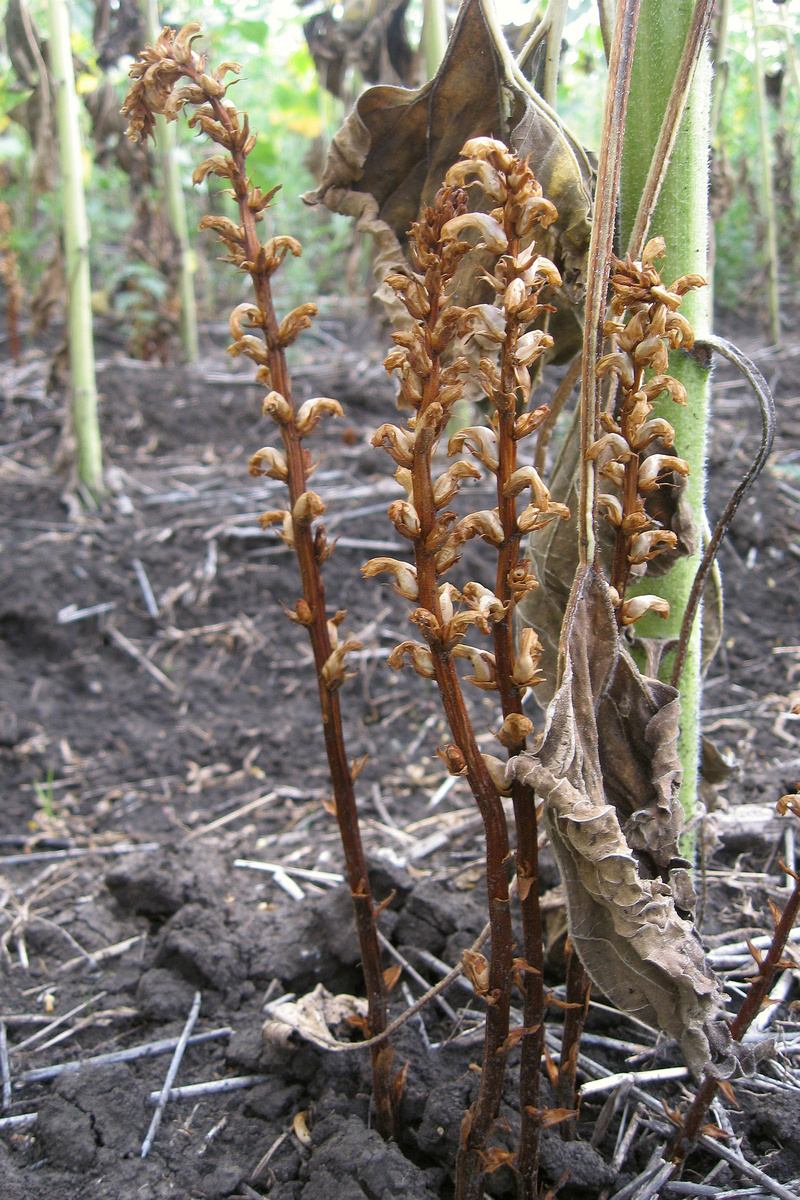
[2, 0, 800, 343]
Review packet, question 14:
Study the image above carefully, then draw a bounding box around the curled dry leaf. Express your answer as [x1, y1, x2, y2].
[263, 983, 368, 1050]
[302, 0, 591, 338]
[509, 568, 721, 1075]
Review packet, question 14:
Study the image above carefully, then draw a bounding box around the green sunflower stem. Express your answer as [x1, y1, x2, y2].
[619, 0, 713, 834]
[48, 0, 103, 496]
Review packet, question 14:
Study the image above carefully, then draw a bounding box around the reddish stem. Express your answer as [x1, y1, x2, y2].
[401, 270, 513, 1200]
[671, 874, 800, 1163]
[554, 946, 591, 1132]
[205, 89, 395, 1137]
[490, 242, 547, 1199]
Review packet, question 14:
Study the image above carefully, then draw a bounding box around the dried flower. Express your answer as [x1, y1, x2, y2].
[595, 243, 705, 622]
[362, 557, 419, 601]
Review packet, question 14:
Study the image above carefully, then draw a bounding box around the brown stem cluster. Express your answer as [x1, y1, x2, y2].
[123, 23, 399, 1139]
[367, 137, 570, 1200]
[591, 239, 704, 626]
[672, 793, 800, 1165]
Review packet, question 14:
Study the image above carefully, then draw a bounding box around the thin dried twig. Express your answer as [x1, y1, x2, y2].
[0, 1022, 11, 1110]
[147, 1074, 269, 1103]
[0, 1112, 37, 1131]
[19, 1027, 230, 1084]
[106, 625, 179, 694]
[672, 866, 800, 1163]
[141, 990, 201, 1158]
[10, 992, 108, 1055]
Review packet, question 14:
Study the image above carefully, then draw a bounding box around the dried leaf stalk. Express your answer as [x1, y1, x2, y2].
[122, 24, 397, 1138]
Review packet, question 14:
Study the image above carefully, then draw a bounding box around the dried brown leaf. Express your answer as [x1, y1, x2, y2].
[303, 0, 592, 330]
[510, 567, 721, 1075]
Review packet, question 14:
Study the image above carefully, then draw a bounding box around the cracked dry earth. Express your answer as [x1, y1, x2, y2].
[1, 306, 800, 1199]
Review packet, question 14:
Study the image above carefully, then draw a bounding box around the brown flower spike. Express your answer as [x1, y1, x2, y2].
[592, 238, 704, 626]
[123, 24, 399, 1140]
[367, 137, 568, 1200]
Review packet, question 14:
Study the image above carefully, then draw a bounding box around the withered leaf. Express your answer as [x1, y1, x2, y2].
[303, 0, 592, 323]
[262, 983, 368, 1050]
[303, 0, 414, 98]
[510, 567, 721, 1075]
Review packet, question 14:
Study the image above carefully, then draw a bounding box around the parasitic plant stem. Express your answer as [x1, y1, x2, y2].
[371, 140, 571, 1199]
[122, 25, 397, 1138]
[671, 795, 800, 1164]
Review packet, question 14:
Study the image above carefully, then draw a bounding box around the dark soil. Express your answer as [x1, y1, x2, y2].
[1, 305, 799, 1200]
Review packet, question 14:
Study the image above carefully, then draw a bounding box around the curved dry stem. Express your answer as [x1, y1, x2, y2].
[578, 0, 642, 571]
[670, 336, 776, 688]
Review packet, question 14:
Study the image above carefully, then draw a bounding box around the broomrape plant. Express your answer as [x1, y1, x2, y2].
[123, 23, 402, 1140]
[123, 21, 800, 1200]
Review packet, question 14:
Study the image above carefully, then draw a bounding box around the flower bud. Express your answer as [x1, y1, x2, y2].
[277, 302, 318, 348]
[452, 645, 498, 691]
[433, 461, 482, 508]
[461, 581, 507, 627]
[229, 302, 263, 339]
[630, 417, 675, 452]
[388, 640, 436, 679]
[585, 434, 633, 468]
[628, 529, 678, 564]
[362, 557, 419, 601]
[517, 500, 570, 533]
[438, 743, 468, 775]
[513, 406, 549, 441]
[503, 465, 551, 509]
[462, 948, 491, 996]
[262, 391, 293, 423]
[620, 595, 670, 625]
[295, 397, 344, 437]
[320, 638, 362, 690]
[503, 278, 527, 315]
[292, 490, 326, 528]
[637, 454, 690, 493]
[482, 754, 512, 795]
[455, 510, 505, 547]
[513, 627, 544, 691]
[496, 713, 534, 749]
[441, 213, 508, 254]
[448, 426, 499, 473]
[258, 509, 294, 547]
[249, 446, 288, 480]
[387, 499, 421, 541]
[371, 423, 415, 467]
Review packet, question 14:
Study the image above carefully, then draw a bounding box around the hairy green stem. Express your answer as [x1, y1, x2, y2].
[420, 0, 448, 80]
[48, 0, 103, 495]
[620, 0, 712, 829]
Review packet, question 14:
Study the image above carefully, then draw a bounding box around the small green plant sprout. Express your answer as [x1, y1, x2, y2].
[123, 23, 401, 1140]
[32, 766, 56, 822]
